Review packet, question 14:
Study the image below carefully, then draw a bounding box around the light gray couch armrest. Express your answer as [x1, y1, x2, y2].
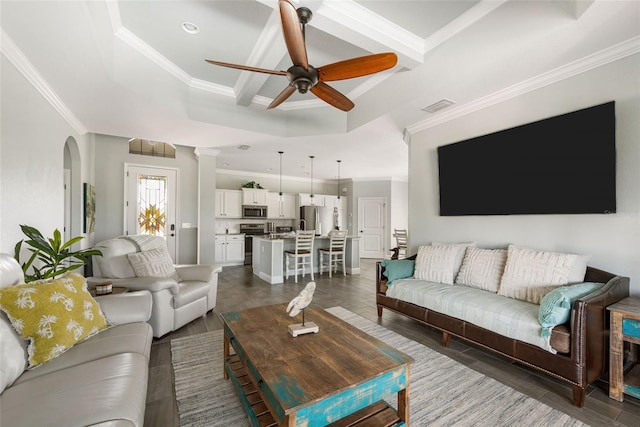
[98, 290, 152, 325]
[175, 264, 222, 282]
[88, 276, 180, 294]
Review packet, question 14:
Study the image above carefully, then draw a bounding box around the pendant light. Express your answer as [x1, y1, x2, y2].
[309, 156, 315, 199]
[278, 151, 284, 201]
[336, 160, 341, 199]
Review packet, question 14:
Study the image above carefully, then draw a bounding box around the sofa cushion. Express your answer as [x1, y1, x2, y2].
[455, 247, 507, 292]
[387, 278, 558, 353]
[173, 281, 210, 308]
[0, 313, 27, 393]
[95, 238, 138, 278]
[127, 247, 180, 281]
[498, 245, 577, 304]
[538, 282, 604, 338]
[12, 322, 152, 385]
[381, 259, 415, 285]
[0, 273, 108, 368]
[414, 245, 460, 284]
[0, 352, 148, 427]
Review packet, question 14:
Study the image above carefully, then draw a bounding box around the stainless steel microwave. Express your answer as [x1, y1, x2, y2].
[242, 205, 267, 219]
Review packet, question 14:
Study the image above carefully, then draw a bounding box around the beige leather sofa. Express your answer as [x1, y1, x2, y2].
[0, 253, 153, 427]
[89, 236, 222, 337]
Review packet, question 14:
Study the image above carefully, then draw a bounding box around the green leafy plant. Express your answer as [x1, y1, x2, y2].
[13, 224, 102, 282]
[241, 181, 264, 189]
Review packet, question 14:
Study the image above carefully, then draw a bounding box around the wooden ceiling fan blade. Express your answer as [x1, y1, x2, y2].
[205, 60, 286, 76]
[317, 53, 398, 82]
[279, 0, 308, 69]
[311, 82, 354, 112]
[268, 85, 297, 109]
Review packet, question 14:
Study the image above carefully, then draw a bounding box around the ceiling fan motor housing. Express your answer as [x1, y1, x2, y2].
[287, 65, 319, 93]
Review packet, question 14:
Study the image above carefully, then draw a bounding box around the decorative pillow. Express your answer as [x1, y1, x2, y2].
[498, 245, 578, 304]
[0, 273, 108, 368]
[538, 282, 604, 338]
[381, 259, 415, 285]
[414, 245, 461, 284]
[127, 248, 180, 281]
[455, 247, 507, 292]
[0, 313, 27, 392]
[568, 254, 591, 283]
[431, 241, 476, 279]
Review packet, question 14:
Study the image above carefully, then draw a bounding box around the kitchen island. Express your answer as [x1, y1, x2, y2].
[252, 235, 360, 284]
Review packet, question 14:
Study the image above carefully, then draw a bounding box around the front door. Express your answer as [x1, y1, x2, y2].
[357, 197, 385, 258]
[125, 165, 178, 261]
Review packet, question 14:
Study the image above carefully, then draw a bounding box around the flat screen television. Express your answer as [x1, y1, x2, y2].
[437, 101, 616, 216]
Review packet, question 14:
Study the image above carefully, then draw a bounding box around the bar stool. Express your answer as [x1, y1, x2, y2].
[319, 230, 347, 278]
[285, 230, 315, 283]
[393, 229, 408, 259]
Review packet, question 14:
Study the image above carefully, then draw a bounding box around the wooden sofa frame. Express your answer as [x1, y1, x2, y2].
[376, 257, 629, 407]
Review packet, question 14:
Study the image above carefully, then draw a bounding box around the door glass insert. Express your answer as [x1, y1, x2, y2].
[137, 174, 167, 236]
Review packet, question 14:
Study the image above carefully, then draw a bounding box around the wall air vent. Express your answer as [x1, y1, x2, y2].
[421, 99, 455, 113]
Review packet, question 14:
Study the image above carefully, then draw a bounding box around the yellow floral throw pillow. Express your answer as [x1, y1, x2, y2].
[0, 272, 108, 368]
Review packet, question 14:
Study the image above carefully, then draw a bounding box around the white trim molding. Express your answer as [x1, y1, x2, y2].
[405, 36, 640, 136]
[1, 29, 88, 135]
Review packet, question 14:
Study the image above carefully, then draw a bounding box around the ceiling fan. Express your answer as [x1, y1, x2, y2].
[205, 0, 398, 112]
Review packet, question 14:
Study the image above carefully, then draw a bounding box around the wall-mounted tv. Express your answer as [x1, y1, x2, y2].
[437, 101, 616, 216]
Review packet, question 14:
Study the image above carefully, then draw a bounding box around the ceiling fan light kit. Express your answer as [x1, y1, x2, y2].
[205, 0, 397, 112]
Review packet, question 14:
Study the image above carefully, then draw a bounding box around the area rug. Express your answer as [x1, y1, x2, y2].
[171, 306, 587, 427]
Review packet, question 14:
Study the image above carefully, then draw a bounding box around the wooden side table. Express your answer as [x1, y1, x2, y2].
[608, 297, 640, 401]
[89, 286, 129, 297]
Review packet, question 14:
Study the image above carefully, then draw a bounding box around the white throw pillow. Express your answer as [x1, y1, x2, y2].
[414, 245, 461, 284]
[127, 248, 180, 281]
[568, 254, 591, 283]
[0, 313, 27, 393]
[432, 241, 476, 279]
[455, 247, 507, 292]
[498, 245, 577, 304]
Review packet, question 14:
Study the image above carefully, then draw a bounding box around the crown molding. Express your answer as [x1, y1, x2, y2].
[194, 148, 221, 158]
[0, 29, 87, 135]
[405, 36, 640, 136]
[216, 167, 333, 184]
[424, 0, 508, 54]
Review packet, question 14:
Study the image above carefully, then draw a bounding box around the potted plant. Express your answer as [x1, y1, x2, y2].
[13, 224, 102, 282]
[241, 181, 264, 189]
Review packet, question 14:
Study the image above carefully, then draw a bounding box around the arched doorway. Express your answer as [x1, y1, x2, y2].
[63, 137, 82, 246]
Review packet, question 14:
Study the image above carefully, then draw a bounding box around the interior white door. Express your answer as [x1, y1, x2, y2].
[357, 197, 385, 258]
[125, 165, 178, 261]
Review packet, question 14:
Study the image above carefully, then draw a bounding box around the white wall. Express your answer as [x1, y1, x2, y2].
[408, 54, 640, 294]
[93, 135, 200, 264]
[0, 56, 94, 253]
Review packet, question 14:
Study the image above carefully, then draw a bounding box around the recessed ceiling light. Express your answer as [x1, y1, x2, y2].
[181, 22, 200, 35]
[223, 162, 230, 167]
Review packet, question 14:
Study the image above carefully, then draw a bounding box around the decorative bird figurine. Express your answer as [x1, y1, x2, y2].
[286, 282, 316, 318]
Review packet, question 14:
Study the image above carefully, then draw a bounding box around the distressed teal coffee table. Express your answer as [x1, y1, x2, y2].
[220, 304, 414, 426]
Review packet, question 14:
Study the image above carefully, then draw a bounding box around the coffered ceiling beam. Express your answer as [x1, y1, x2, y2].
[234, 10, 289, 106]
[310, 0, 424, 69]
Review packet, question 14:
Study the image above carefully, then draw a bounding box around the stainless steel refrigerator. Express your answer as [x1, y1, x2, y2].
[299, 206, 336, 236]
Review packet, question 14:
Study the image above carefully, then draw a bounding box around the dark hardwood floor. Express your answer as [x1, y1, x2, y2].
[144, 259, 640, 426]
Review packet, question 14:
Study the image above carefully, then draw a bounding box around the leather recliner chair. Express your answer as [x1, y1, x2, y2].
[89, 236, 222, 337]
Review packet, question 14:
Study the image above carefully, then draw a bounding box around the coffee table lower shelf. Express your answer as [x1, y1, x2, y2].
[225, 355, 403, 427]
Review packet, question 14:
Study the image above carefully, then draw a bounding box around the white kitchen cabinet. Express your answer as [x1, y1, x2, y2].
[215, 234, 245, 264]
[299, 193, 325, 207]
[215, 190, 242, 218]
[242, 188, 268, 205]
[268, 193, 296, 219]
